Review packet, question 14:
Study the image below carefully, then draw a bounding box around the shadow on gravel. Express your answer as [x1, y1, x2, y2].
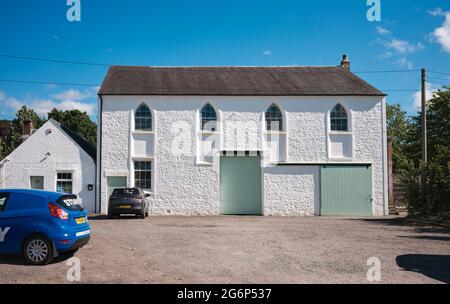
[398, 235, 450, 241]
[396, 254, 450, 284]
[351, 217, 411, 226]
[0, 252, 75, 266]
[350, 218, 450, 232]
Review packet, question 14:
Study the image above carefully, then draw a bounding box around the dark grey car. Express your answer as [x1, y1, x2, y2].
[108, 188, 150, 219]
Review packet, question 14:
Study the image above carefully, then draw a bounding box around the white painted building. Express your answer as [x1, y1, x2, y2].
[98, 57, 388, 216]
[0, 119, 96, 212]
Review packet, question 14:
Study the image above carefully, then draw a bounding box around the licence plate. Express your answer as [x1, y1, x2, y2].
[119, 205, 132, 209]
[75, 217, 86, 224]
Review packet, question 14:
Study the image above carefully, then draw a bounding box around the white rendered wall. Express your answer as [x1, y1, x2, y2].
[100, 95, 387, 216]
[0, 120, 96, 212]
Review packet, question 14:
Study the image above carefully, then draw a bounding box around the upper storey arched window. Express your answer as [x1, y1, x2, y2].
[265, 104, 283, 131]
[330, 104, 348, 132]
[135, 103, 152, 131]
[200, 103, 217, 132]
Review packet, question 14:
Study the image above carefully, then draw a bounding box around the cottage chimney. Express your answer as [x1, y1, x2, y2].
[22, 119, 33, 141]
[340, 54, 350, 70]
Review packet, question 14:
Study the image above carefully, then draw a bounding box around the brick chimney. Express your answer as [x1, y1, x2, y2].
[22, 119, 33, 141]
[340, 54, 350, 70]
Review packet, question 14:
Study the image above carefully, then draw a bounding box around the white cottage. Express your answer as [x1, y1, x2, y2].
[0, 119, 96, 212]
[98, 56, 388, 216]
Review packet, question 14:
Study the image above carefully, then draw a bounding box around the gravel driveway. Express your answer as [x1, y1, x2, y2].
[0, 216, 449, 284]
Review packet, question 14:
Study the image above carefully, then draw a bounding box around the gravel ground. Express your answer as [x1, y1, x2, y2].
[0, 216, 449, 284]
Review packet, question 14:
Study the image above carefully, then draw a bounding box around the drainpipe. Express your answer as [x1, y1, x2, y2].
[97, 94, 103, 214]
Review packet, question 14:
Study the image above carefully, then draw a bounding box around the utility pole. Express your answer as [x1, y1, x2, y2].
[421, 68, 427, 164]
[421, 68, 429, 212]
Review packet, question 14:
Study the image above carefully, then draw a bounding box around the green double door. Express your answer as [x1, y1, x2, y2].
[220, 155, 262, 215]
[320, 165, 373, 216]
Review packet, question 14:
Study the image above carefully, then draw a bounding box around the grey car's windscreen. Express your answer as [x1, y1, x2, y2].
[112, 188, 140, 195]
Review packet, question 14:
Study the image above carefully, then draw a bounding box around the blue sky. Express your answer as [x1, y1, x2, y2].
[0, 0, 449, 121]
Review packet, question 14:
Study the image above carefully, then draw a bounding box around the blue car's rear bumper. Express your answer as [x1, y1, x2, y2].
[50, 227, 91, 253]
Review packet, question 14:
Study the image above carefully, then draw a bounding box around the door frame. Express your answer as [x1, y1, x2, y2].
[218, 151, 264, 216]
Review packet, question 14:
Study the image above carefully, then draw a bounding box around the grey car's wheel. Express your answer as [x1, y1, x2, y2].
[23, 235, 54, 265]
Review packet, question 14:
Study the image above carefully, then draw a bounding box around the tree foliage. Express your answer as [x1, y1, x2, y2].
[48, 108, 96, 146]
[386, 103, 410, 173]
[0, 106, 96, 160]
[389, 87, 450, 217]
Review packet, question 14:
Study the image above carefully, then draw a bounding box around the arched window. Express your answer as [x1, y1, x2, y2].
[135, 103, 152, 131]
[200, 103, 217, 132]
[265, 104, 283, 131]
[330, 104, 348, 131]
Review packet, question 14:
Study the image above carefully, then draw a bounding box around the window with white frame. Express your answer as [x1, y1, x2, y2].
[56, 172, 73, 194]
[200, 103, 217, 132]
[330, 104, 348, 132]
[134, 161, 152, 190]
[265, 104, 283, 131]
[135, 103, 152, 131]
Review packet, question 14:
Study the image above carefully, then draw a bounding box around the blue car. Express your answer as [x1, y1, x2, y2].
[0, 189, 90, 265]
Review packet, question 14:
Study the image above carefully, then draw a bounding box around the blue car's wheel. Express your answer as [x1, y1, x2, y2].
[22, 235, 54, 265]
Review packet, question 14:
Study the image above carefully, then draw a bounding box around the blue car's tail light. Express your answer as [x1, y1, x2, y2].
[48, 203, 69, 220]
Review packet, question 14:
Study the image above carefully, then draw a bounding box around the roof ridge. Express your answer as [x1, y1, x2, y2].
[110, 65, 342, 69]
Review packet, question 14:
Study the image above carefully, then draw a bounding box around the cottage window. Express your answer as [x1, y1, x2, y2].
[330, 104, 348, 132]
[56, 172, 73, 194]
[135, 103, 152, 131]
[200, 103, 217, 132]
[265, 104, 283, 131]
[134, 161, 152, 190]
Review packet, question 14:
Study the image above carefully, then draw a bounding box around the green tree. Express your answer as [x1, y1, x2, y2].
[48, 108, 96, 146]
[386, 103, 410, 173]
[404, 87, 450, 216]
[0, 106, 44, 159]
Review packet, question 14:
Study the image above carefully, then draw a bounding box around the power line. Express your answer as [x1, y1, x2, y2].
[0, 79, 99, 87]
[428, 70, 450, 77]
[427, 76, 450, 81]
[0, 54, 110, 67]
[353, 69, 421, 74]
[0, 53, 438, 75]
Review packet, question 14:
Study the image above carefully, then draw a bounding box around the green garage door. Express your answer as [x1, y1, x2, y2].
[107, 176, 127, 201]
[320, 165, 373, 216]
[220, 155, 262, 215]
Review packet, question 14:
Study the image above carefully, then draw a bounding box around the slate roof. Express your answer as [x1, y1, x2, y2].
[99, 66, 385, 96]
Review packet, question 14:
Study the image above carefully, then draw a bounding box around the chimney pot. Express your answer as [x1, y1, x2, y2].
[22, 119, 33, 141]
[340, 54, 350, 70]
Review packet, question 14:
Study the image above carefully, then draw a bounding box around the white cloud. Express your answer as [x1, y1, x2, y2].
[396, 57, 413, 70]
[410, 83, 439, 111]
[53, 88, 90, 101]
[0, 90, 5, 101]
[386, 39, 424, 55]
[376, 26, 391, 36]
[431, 12, 450, 53]
[372, 28, 424, 69]
[263, 50, 272, 56]
[5, 96, 96, 116]
[428, 7, 445, 17]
